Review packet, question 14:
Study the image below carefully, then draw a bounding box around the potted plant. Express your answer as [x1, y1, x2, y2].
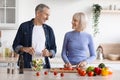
[92, 4, 102, 37]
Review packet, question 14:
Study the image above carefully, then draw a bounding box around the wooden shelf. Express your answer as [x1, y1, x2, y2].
[101, 10, 120, 13]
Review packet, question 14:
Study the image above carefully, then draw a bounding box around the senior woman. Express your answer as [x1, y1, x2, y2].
[61, 12, 96, 68]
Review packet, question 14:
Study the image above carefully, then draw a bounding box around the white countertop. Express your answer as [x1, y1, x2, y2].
[50, 58, 120, 69]
[0, 57, 120, 64]
[0, 57, 18, 63]
[92, 59, 120, 64]
[0, 57, 120, 80]
[50, 57, 120, 65]
[0, 68, 120, 80]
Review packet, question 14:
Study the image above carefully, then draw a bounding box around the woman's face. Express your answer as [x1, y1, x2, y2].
[72, 17, 80, 31]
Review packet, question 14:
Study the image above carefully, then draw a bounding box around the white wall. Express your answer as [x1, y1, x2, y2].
[1, 0, 120, 55]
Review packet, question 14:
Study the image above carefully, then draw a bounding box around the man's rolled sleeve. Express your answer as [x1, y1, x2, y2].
[49, 50, 55, 58]
[15, 45, 23, 54]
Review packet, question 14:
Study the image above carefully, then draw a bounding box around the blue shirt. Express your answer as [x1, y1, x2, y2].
[61, 31, 96, 65]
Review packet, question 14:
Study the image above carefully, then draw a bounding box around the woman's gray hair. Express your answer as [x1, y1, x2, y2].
[73, 12, 87, 30]
[35, 4, 50, 13]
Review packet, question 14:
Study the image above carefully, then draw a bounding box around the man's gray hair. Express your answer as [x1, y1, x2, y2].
[35, 4, 50, 12]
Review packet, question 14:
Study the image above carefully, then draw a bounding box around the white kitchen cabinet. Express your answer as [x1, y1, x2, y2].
[0, 0, 18, 29]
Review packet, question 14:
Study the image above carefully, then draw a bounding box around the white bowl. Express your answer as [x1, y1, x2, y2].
[107, 53, 120, 61]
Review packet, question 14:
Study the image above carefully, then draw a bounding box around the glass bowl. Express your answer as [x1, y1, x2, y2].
[31, 58, 44, 71]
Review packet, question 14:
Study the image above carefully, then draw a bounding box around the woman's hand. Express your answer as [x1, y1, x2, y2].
[76, 61, 87, 68]
[64, 63, 72, 68]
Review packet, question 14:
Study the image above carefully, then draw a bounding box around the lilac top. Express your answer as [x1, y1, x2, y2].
[61, 31, 96, 65]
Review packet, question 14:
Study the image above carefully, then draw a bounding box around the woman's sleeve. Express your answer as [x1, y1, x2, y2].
[86, 35, 96, 63]
[61, 33, 70, 63]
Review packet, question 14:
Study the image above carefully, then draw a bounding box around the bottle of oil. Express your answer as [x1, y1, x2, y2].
[19, 54, 24, 74]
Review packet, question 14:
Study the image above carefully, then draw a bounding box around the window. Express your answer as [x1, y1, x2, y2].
[0, 0, 17, 29]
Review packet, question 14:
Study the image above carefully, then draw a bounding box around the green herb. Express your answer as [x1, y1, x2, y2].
[92, 4, 102, 37]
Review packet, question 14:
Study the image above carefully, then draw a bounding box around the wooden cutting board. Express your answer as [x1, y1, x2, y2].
[49, 68, 78, 73]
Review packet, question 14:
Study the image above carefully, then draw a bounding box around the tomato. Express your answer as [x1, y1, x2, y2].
[109, 71, 113, 75]
[76, 67, 82, 71]
[79, 70, 86, 76]
[34, 65, 37, 68]
[64, 67, 73, 70]
[44, 71, 48, 75]
[108, 67, 113, 75]
[87, 71, 94, 77]
[77, 68, 82, 74]
[53, 71, 58, 76]
[71, 67, 74, 70]
[94, 67, 101, 75]
[101, 67, 109, 76]
[60, 68, 63, 70]
[36, 72, 40, 76]
[63, 68, 68, 70]
[60, 73, 64, 77]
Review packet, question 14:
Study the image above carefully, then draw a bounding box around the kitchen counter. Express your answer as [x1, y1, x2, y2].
[0, 57, 18, 63]
[0, 56, 120, 64]
[0, 68, 120, 80]
[0, 57, 120, 80]
[50, 58, 120, 69]
[0, 57, 120, 70]
[0, 57, 18, 67]
[50, 56, 120, 64]
[92, 59, 120, 64]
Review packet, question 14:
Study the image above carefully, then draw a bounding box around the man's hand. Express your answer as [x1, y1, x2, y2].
[42, 49, 52, 57]
[20, 47, 35, 55]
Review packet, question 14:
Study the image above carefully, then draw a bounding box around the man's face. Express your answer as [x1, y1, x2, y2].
[36, 7, 50, 24]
